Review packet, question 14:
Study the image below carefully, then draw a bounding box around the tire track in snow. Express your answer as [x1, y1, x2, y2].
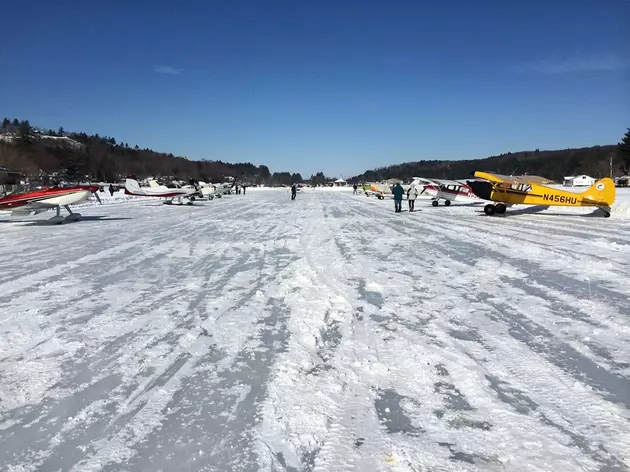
[291, 195, 427, 471]
[347, 196, 630, 302]
[335, 192, 630, 470]
[0, 193, 294, 471]
[95, 199, 298, 471]
[343, 197, 630, 365]
[2, 190, 629, 472]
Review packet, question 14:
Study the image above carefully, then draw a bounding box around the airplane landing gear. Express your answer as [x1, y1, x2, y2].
[432, 200, 439, 207]
[63, 205, 81, 222]
[48, 206, 79, 224]
[48, 206, 64, 224]
[484, 203, 507, 216]
[444, 200, 451, 206]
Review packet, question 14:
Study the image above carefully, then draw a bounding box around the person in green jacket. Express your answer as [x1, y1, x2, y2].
[392, 183, 404, 212]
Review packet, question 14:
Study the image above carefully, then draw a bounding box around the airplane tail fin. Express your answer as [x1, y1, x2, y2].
[581, 177, 616, 207]
[125, 177, 145, 196]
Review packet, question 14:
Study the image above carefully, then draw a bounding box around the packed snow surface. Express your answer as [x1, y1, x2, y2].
[1, 188, 630, 472]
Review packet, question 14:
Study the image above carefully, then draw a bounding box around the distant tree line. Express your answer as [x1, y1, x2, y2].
[349, 129, 630, 184]
[7, 116, 622, 186]
[618, 128, 630, 174]
[0, 117, 337, 186]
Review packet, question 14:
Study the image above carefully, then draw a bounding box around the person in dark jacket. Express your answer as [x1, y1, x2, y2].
[291, 184, 297, 200]
[392, 183, 404, 212]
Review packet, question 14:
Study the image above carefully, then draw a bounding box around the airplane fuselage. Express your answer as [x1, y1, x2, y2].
[0, 188, 92, 212]
[468, 180, 612, 208]
[423, 183, 480, 202]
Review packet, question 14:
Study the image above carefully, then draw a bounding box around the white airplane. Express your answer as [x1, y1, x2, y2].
[212, 182, 235, 195]
[149, 179, 220, 200]
[124, 177, 203, 205]
[410, 177, 484, 206]
[0, 184, 102, 224]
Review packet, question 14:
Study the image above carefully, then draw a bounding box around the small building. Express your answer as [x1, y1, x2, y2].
[563, 175, 596, 187]
[615, 176, 630, 187]
[0, 165, 21, 195]
[334, 178, 347, 186]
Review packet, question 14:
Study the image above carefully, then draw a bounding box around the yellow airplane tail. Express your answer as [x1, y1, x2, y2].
[581, 177, 616, 207]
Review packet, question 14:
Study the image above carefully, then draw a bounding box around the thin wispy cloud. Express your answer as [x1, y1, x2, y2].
[512, 53, 630, 74]
[154, 65, 184, 75]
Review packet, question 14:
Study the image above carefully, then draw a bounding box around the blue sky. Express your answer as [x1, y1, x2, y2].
[1, 0, 628, 178]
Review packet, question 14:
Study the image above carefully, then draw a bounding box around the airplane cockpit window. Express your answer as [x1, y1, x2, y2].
[5, 184, 31, 196]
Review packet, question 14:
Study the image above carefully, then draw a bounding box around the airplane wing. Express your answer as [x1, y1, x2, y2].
[434, 179, 467, 186]
[7, 202, 59, 216]
[474, 171, 556, 185]
[473, 171, 513, 183]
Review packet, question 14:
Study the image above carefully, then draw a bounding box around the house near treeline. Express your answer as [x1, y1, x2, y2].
[563, 175, 596, 187]
[0, 166, 21, 195]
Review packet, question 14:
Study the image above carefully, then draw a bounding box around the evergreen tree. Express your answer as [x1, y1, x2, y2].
[18, 120, 35, 143]
[617, 128, 630, 174]
[12, 118, 19, 127]
[58, 126, 64, 137]
[1, 118, 10, 130]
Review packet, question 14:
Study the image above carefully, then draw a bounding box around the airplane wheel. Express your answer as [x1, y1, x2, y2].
[604, 211, 611, 218]
[495, 204, 507, 214]
[484, 204, 496, 216]
[444, 200, 451, 206]
[432, 200, 439, 207]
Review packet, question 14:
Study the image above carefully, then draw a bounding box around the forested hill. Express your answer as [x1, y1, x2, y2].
[0, 118, 307, 186]
[348, 145, 620, 184]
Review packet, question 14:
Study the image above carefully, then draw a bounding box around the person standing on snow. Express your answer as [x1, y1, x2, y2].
[291, 183, 297, 200]
[407, 185, 418, 212]
[392, 183, 404, 212]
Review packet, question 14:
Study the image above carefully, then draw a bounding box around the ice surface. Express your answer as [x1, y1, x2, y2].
[1, 188, 629, 471]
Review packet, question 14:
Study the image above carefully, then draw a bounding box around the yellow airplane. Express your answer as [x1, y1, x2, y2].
[467, 171, 616, 218]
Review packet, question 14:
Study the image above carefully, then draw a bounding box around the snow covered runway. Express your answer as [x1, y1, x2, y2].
[1, 189, 629, 471]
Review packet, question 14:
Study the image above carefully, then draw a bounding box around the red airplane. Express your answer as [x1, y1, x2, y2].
[0, 184, 102, 224]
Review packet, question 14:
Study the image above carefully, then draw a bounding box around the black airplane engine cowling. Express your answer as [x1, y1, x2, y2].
[466, 180, 493, 200]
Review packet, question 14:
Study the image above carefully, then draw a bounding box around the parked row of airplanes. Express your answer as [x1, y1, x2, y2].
[0, 172, 617, 224]
[0, 177, 235, 224]
[364, 171, 616, 217]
